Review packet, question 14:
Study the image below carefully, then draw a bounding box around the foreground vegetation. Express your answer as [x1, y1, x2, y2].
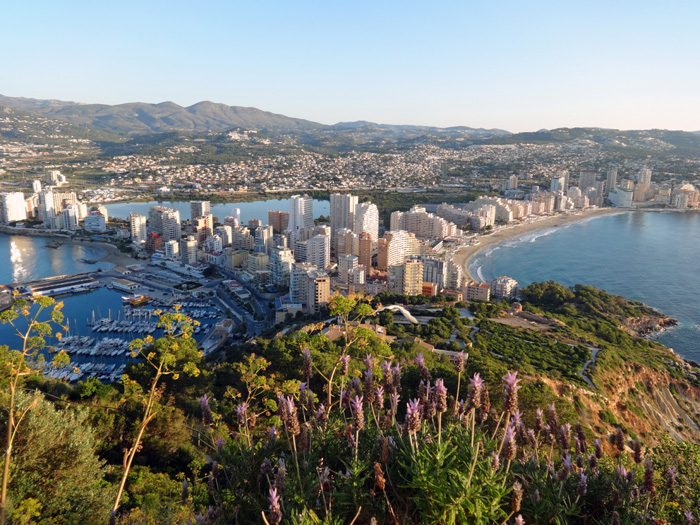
[1, 286, 699, 524]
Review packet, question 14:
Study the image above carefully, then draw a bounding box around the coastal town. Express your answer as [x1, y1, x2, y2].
[0, 157, 697, 384]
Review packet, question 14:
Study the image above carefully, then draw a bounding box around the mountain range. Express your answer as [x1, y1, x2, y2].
[0, 94, 508, 138]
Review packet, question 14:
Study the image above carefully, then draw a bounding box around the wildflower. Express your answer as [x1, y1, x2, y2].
[559, 455, 572, 481]
[501, 371, 520, 414]
[303, 347, 313, 381]
[364, 353, 373, 372]
[455, 351, 466, 374]
[632, 439, 643, 464]
[236, 401, 248, 429]
[502, 425, 517, 461]
[381, 360, 392, 388]
[418, 380, 428, 404]
[339, 354, 351, 376]
[491, 451, 501, 470]
[284, 396, 300, 436]
[467, 373, 484, 410]
[560, 423, 572, 454]
[434, 379, 448, 413]
[535, 407, 544, 433]
[594, 438, 603, 459]
[479, 385, 491, 423]
[576, 455, 584, 469]
[201, 394, 214, 426]
[268, 487, 282, 524]
[588, 453, 597, 470]
[276, 458, 286, 492]
[615, 427, 625, 452]
[578, 473, 588, 496]
[616, 465, 629, 480]
[351, 395, 365, 431]
[316, 404, 327, 425]
[392, 364, 402, 393]
[375, 385, 384, 411]
[644, 458, 656, 497]
[181, 479, 189, 505]
[527, 429, 537, 448]
[405, 399, 422, 435]
[268, 427, 277, 440]
[416, 353, 431, 381]
[261, 458, 273, 476]
[277, 393, 288, 424]
[515, 515, 525, 525]
[512, 481, 523, 513]
[216, 437, 224, 450]
[685, 511, 694, 525]
[667, 467, 677, 490]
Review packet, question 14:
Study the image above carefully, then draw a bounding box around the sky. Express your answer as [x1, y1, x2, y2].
[2, 0, 700, 132]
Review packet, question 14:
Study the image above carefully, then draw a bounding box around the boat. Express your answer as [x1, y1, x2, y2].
[126, 295, 153, 307]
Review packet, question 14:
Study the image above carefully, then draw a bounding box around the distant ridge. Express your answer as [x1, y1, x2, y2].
[0, 95, 323, 135]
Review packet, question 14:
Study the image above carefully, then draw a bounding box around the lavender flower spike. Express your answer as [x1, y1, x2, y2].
[434, 379, 448, 413]
[405, 399, 422, 435]
[201, 394, 214, 426]
[268, 487, 283, 524]
[303, 347, 313, 380]
[236, 401, 249, 428]
[351, 395, 366, 431]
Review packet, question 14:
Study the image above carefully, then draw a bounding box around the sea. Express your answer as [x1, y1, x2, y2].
[468, 211, 700, 362]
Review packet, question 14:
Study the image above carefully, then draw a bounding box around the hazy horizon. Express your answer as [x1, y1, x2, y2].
[4, 1, 700, 133]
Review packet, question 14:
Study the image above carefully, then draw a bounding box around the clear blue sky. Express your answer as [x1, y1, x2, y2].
[2, 1, 699, 132]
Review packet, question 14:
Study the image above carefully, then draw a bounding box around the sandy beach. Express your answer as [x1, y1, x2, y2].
[67, 239, 144, 268]
[453, 207, 627, 282]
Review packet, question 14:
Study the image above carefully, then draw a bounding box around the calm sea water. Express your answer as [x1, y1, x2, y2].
[469, 211, 700, 361]
[0, 235, 113, 285]
[104, 198, 330, 222]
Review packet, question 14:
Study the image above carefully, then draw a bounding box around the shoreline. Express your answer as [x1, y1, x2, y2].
[452, 207, 628, 283]
[64, 238, 144, 269]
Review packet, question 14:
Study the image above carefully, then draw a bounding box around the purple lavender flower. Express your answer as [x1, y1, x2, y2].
[216, 437, 224, 450]
[351, 395, 365, 431]
[236, 401, 249, 428]
[588, 453, 597, 470]
[667, 467, 677, 490]
[615, 427, 625, 452]
[644, 458, 656, 496]
[284, 396, 300, 436]
[479, 385, 490, 423]
[303, 347, 313, 380]
[515, 515, 525, 525]
[392, 364, 402, 393]
[434, 379, 448, 413]
[491, 451, 501, 470]
[535, 407, 544, 433]
[502, 425, 517, 461]
[455, 351, 466, 374]
[632, 439, 643, 464]
[381, 360, 392, 388]
[578, 473, 588, 496]
[416, 353, 431, 381]
[685, 511, 694, 525]
[468, 372, 484, 408]
[261, 458, 273, 476]
[268, 487, 282, 524]
[201, 394, 214, 426]
[560, 423, 572, 453]
[181, 479, 189, 505]
[364, 370, 376, 404]
[268, 427, 277, 440]
[316, 403, 327, 425]
[548, 402, 559, 430]
[339, 354, 351, 376]
[511, 481, 523, 513]
[616, 465, 628, 480]
[405, 399, 422, 434]
[375, 385, 385, 410]
[364, 353, 374, 371]
[501, 371, 520, 414]
[594, 438, 603, 459]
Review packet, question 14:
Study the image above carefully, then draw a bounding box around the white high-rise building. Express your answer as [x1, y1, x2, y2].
[180, 235, 199, 265]
[338, 254, 359, 284]
[232, 208, 242, 224]
[306, 235, 331, 270]
[129, 213, 148, 243]
[32, 180, 42, 194]
[38, 191, 55, 228]
[84, 211, 107, 232]
[606, 168, 618, 197]
[61, 204, 79, 231]
[550, 176, 566, 193]
[288, 194, 313, 243]
[214, 225, 232, 246]
[161, 210, 182, 242]
[354, 202, 379, 242]
[190, 201, 211, 220]
[254, 225, 274, 254]
[270, 246, 295, 287]
[165, 240, 180, 260]
[0, 192, 27, 223]
[330, 193, 357, 237]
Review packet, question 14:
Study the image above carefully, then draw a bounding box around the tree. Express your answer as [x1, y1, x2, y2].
[0, 295, 68, 525]
[111, 308, 201, 517]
